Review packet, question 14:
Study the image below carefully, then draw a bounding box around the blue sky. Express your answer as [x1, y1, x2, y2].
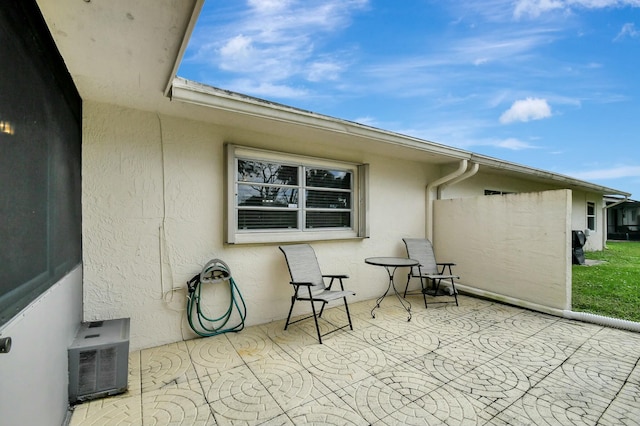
[178, 0, 640, 198]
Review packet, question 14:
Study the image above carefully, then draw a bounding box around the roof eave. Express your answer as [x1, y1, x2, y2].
[169, 77, 471, 161]
[169, 77, 631, 198]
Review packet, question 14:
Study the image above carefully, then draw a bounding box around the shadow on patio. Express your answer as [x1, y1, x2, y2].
[69, 295, 640, 425]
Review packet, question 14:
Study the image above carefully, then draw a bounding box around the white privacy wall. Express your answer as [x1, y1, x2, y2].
[82, 101, 437, 350]
[433, 190, 572, 311]
[442, 171, 605, 251]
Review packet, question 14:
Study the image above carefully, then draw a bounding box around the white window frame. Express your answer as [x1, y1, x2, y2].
[587, 201, 596, 232]
[226, 144, 369, 244]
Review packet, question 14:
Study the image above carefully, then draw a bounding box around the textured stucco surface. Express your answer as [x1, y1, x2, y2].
[433, 189, 572, 310]
[441, 171, 604, 252]
[82, 101, 596, 350]
[82, 101, 437, 350]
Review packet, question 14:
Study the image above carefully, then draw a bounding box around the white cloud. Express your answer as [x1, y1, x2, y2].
[495, 138, 539, 149]
[514, 0, 640, 19]
[306, 60, 344, 82]
[514, 0, 565, 19]
[219, 35, 255, 70]
[500, 97, 552, 123]
[247, 0, 293, 13]
[615, 23, 640, 40]
[185, 0, 369, 98]
[568, 165, 640, 180]
[225, 79, 309, 98]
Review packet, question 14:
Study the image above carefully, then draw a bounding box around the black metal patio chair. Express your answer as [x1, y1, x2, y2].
[403, 238, 459, 308]
[279, 244, 355, 344]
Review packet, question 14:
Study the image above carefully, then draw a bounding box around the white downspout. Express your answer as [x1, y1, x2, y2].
[441, 162, 480, 191]
[426, 159, 468, 241]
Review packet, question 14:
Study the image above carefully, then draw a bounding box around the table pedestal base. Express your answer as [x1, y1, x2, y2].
[370, 265, 412, 322]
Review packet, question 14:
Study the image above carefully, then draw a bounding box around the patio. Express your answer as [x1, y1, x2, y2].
[69, 295, 640, 425]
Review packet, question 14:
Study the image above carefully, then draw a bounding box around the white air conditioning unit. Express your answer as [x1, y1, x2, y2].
[68, 318, 130, 404]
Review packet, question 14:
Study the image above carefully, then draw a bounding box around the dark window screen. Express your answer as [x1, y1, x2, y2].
[0, 0, 82, 327]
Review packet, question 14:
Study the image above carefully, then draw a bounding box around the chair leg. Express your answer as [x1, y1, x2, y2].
[343, 297, 353, 330]
[308, 288, 323, 344]
[318, 301, 328, 317]
[284, 296, 296, 330]
[421, 277, 428, 309]
[450, 278, 459, 306]
[403, 273, 411, 297]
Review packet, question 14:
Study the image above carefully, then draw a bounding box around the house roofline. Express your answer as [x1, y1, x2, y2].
[471, 153, 631, 197]
[170, 77, 472, 161]
[169, 77, 631, 198]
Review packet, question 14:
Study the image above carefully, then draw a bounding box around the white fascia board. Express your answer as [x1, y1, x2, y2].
[170, 77, 470, 161]
[163, 0, 205, 97]
[471, 153, 631, 197]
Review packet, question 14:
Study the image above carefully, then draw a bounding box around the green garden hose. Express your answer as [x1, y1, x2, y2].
[186, 259, 247, 337]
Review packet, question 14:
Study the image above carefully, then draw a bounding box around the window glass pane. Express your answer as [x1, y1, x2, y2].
[306, 211, 351, 229]
[238, 184, 298, 207]
[238, 210, 298, 230]
[306, 190, 351, 209]
[238, 160, 297, 185]
[306, 169, 351, 189]
[587, 202, 595, 215]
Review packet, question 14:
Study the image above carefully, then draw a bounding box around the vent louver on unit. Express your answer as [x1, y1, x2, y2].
[68, 318, 130, 404]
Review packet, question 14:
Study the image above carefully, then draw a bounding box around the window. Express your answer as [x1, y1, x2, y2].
[484, 189, 515, 196]
[587, 201, 596, 231]
[0, 0, 82, 327]
[226, 145, 369, 244]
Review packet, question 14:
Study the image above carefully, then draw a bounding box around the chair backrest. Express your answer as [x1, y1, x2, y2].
[403, 238, 438, 276]
[279, 244, 326, 294]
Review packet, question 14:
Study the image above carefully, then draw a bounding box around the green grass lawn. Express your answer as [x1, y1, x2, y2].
[572, 241, 640, 322]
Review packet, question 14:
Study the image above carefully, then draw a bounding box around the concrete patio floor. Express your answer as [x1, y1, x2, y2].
[69, 295, 640, 425]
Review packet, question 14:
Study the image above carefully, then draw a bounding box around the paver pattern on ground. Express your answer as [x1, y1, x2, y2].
[70, 295, 640, 425]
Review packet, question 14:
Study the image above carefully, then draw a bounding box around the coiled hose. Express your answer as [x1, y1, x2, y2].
[186, 259, 247, 337]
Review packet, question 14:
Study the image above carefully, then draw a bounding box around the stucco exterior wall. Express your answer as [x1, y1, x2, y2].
[443, 171, 604, 251]
[82, 101, 439, 350]
[432, 189, 572, 311]
[440, 170, 559, 198]
[571, 190, 604, 251]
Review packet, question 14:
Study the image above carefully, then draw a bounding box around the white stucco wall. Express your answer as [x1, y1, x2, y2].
[82, 101, 440, 350]
[432, 190, 572, 311]
[571, 190, 604, 251]
[443, 171, 604, 251]
[0, 266, 82, 426]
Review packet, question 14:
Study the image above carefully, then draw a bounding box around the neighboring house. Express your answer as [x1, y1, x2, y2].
[606, 196, 640, 241]
[0, 1, 632, 425]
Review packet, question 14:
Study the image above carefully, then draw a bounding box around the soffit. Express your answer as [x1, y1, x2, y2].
[35, 0, 199, 112]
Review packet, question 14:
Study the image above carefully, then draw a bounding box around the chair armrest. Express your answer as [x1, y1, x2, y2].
[322, 274, 349, 279]
[436, 262, 455, 275]
[290, 281, 314, 286]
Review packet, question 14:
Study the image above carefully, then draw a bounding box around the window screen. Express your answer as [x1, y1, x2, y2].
[227, 145, 369, 244]
[0, 0, 82, 327]
[236, 159, 352, 231]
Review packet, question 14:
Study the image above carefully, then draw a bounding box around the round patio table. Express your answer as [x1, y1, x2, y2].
[365, 257, 419, 322]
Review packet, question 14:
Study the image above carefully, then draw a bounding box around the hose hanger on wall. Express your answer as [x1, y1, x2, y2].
[186, 259, 247, 337]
